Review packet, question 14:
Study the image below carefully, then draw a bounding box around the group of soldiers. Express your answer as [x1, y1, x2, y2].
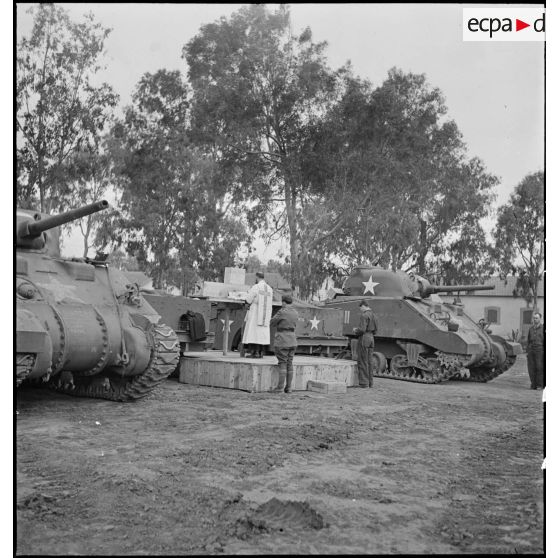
[240, 273, 379, 393]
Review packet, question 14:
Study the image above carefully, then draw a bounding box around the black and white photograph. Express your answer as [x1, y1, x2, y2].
[14, 2, 548, 555]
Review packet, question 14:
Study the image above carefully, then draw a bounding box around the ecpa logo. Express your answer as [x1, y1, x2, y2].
[463, 8, 545, 41]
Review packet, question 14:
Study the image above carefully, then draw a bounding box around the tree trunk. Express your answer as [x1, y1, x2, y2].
[417, 219, 428, 276]
[38, 155, 45, 213]
[532, 279, 538, 311]
[283, 175, 299, 291]
[83, 236, 89, 258]
[82, 216, 92, 258]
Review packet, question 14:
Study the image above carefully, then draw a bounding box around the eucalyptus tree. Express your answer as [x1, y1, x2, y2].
[64, 143, 114, 257]
[108, 69, 248, 289]
[493, 171, 544, 308]
[17, 3, 117, 212]
[301, 68, 498, 281]
[184, 4, 347, 294]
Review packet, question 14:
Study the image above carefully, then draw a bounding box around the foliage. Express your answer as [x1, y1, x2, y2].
[236, 255, 291, 283]
[63, 141, 114, 257]
[106, 69, 248, 289]
[300, 69, 498, 282]
[17, 3, 118, 212]
[433, 222, 495, 284]
[105, 248, 141, 271]
[184, 4, 347, 296]
[265, 259, 292, 281]
[241, 254, 264, 273]
[493, 171, 544, 308]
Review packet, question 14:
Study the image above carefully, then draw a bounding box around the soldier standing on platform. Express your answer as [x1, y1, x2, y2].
[270, 295, 298, 393]
[242, 272, 273, 358]
[353, 300, 378, 388]
[527, 311, 544, 389]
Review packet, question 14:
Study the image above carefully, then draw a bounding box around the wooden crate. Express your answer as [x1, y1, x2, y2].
[307, 380, 347, 394]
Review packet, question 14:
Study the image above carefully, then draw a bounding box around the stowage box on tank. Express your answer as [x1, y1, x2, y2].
[324, 266, 521, 384]
[16, 201, 180, 401]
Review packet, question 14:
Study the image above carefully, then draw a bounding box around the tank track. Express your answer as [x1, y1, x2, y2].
[378, 355, 454, 384]
[377, 366, 454, 384]
[16, 353, 36, 387]
[48, 324, 180, 401]
[460, 355, 518, 383]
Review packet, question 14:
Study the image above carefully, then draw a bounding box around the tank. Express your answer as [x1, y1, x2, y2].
[324, 266, 522, 384]
[212, 299, 348, 357]
[16, 201, 180, 401]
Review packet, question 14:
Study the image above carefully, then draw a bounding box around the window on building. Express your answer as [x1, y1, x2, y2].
[521, 308, 534, 326]
[485, 306, 500, 324]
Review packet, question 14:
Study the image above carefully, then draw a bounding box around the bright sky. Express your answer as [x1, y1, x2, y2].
[15, 3, 545, 259]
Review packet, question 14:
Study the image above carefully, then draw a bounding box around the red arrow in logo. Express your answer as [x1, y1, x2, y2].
[516, 19, 530, 31]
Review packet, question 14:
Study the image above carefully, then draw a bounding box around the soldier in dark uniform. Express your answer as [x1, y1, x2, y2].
[527, 311, 544, 389]
[353, 300, 378, 388]
[270, 294, 299, 393]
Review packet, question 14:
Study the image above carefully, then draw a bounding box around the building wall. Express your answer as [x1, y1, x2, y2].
[440, 294, 542, 341]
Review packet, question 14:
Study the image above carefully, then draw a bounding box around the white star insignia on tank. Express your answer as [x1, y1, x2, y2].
[362, 276, 380, 295]
[309, 316, 321, 330]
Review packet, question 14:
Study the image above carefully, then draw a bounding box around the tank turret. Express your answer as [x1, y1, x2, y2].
[17, 200, 109, 252]
[325, 265, 521, 385]
[339, 265, 495, 299]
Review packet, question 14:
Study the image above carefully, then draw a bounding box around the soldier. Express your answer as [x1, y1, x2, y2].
[353, 300, 378, 388]
[242, 272, 273, 358]
[270, 294, 298, 393]
[527, 311, 544, 389]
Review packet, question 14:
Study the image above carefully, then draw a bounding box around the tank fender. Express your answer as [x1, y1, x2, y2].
[486, 341, 507, 368]
[109, 313, 161, 377]
[489, 334, 522, 356]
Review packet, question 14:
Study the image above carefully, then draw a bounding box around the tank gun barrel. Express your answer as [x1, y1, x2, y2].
[24, 200, 109, 237]
[421, 284, 495, 298]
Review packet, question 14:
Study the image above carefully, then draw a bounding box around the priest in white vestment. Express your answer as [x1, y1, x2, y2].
[242, 272, 273, 358]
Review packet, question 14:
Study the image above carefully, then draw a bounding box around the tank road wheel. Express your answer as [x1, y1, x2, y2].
[424, 358, 453, 383]
[389, 354, 447, 384]
[389, 355, 415, 380]
[425, 358, 442, 382]
[48, 324, 180, 401]
[372, 352, 387, 376]
[16, 353, 36, 387]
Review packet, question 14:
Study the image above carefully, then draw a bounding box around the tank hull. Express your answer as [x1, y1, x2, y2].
[211, 303, 348, 356]
[325, 295, 520, 383]
[16, 238, 180, 401]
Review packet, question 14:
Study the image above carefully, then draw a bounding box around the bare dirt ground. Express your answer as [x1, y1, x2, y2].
[16, 354, 544, 555]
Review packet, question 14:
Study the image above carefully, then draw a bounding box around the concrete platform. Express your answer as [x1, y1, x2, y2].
[178, 350, 358, 392]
